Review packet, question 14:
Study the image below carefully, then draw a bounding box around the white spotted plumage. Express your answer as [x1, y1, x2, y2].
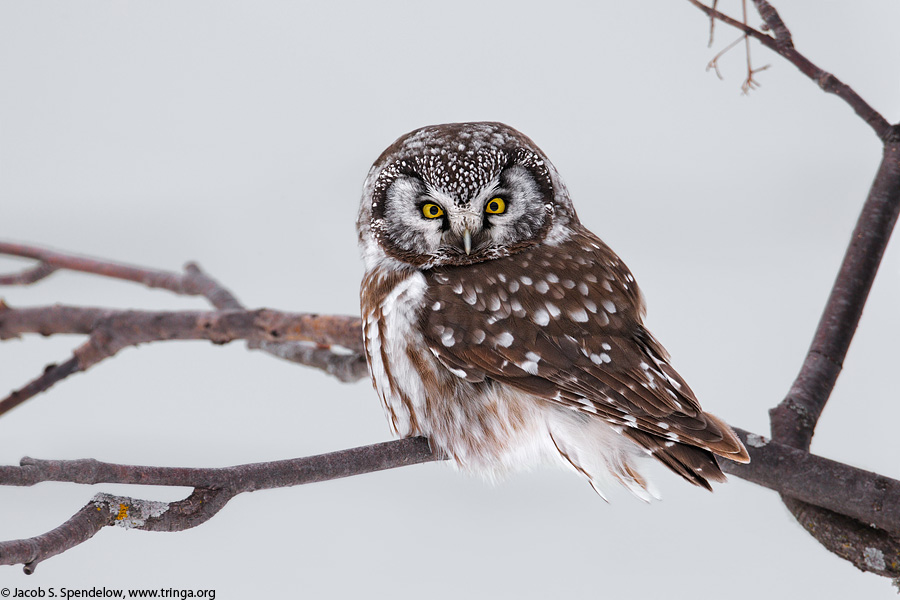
[358, 122, 749, 499]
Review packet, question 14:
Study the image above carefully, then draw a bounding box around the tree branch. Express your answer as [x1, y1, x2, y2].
[0, 304, 365, 416]
[686, 0, 892, 140]
[5, 426, 900, 572]
[0, 439, 437, 572]
[0, 242, 241, 309]
[770, 141, 900, 448]
[687, 0, 900, 580]
[0, 243, 367, 413]
[0, 262, 58, 285]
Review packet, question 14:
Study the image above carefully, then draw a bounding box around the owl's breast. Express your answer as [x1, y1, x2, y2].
[360, 266, 431, 437]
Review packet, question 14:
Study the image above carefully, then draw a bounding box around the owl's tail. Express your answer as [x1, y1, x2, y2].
[623, 411, 749, 491]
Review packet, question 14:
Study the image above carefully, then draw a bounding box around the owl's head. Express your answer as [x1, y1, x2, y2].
[358, 122, 578, 271]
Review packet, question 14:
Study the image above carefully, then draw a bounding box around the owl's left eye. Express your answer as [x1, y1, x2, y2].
[421, 203, 444, 219]
[485, 197, 506, 214]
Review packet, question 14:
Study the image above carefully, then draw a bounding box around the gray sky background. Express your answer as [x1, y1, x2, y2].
[2, 1, 899, 597]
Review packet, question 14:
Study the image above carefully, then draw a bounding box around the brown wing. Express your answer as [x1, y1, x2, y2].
[421, 229, 748, 489]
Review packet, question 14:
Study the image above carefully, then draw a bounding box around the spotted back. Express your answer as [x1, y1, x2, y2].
[420, 226, 749, 488]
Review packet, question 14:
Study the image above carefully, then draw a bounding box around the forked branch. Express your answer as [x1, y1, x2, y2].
[687, 0, 892, 140]
[688, 0, 900, 580]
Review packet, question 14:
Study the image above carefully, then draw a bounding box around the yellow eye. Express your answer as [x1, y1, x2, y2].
[485, 197, 506, 214]
[421, 203, 444, 219]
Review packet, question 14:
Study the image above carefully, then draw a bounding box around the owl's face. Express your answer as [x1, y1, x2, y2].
[358, 122, 578, 270]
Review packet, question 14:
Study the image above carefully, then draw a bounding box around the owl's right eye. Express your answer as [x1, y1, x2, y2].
[421, 203, 444, 219]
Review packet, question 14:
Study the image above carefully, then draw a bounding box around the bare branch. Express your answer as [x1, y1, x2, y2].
[5, 428, 900, 571]
[0, 262, 58, 285]
[685, 0, 900, 577]
[0, 439, 437, 571]
[770, 141, 900, 449]
[705, 35, 744, 80]
[0, 358, 81, 416]
[0, 501, 113, 574]
[0, 242, 242, 308]
[722, 428, 900, 535]
[686, 0, 892, 139]
[0, 304, 364, 352]
[0, 304, 365, 416]
[251, 340, 369, 382]
[1, 438, 438, 491]
[780, 497, 900, 579]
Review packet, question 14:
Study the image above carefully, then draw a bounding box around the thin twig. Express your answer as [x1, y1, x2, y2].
[686, 0, 892, 139]
[0, 262, 58, 285]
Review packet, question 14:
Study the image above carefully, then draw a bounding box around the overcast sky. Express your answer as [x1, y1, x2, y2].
[2, 2, 900, 597]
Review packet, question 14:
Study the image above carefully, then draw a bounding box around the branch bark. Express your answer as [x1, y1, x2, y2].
[687, 0, 900, 580]
[0, 439, 436, 572]
[686, 0, 892, 140]
[0, 304, 366, 416]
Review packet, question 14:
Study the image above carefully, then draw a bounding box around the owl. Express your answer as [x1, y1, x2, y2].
[357, 122, 748, 500]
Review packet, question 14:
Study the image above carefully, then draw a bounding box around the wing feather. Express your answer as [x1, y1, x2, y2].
[421, 230, 749, 487]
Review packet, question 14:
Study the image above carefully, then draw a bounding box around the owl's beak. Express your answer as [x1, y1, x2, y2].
[445, 211, 480, 255]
